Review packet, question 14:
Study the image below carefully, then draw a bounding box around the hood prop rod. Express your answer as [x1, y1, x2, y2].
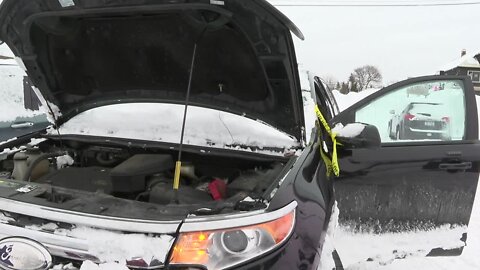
[172, 33, 203, 204]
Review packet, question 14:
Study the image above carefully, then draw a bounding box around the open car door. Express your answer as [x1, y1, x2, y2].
[330, 76, 480, 266]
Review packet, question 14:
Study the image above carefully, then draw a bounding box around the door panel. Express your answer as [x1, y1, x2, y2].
[331, 76, 480, 261]
[335, 143, 479, 226]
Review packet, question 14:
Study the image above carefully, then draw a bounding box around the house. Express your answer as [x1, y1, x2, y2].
[439, 49, 480, 93]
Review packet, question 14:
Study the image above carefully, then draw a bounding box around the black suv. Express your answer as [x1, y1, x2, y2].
[0, 1, 478, 269]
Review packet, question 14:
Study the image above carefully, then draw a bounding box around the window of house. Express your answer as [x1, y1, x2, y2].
[467, 70, 480, 83]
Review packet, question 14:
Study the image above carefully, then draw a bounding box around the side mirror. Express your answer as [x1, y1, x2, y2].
[334, 123, 381, 149]
[389, 110, 396, 115]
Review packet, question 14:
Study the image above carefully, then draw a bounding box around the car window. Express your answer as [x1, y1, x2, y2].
[355, 79, 466, 143]
[316, 77, 340, 117]
[314, 81, 335, 121]
[0, 44, 48, 143]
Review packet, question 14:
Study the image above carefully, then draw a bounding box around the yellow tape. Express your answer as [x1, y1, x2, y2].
[173, 161, 182, 190]
[314, 106, 332, 134]
[315, 105, 340, 177]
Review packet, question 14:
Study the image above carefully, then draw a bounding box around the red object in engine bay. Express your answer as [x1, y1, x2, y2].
[208, 179, 227, 201]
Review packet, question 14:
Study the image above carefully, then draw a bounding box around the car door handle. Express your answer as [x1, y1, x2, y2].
[10, 122, 34, 129]
[439, 162, 472, 171]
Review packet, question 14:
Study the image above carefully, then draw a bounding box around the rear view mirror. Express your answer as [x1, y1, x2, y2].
[334, 123, 381, 149]
[389, 110, 395, 115]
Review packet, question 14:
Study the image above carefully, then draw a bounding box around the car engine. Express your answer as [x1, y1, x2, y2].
[0, 140, 286, 206]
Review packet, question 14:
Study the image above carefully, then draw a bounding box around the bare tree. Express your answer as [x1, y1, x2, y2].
[353, 65, 383, 91]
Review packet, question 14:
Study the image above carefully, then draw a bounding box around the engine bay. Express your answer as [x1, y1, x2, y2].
[0, 139, 289, 210]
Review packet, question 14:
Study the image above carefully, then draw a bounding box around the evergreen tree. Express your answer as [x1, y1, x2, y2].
[349, 74, 358, 92]
[340, 82, 349, 94]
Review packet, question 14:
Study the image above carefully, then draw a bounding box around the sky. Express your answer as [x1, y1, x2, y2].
[271, 0, 480, 85]
[1, 0, 479, 85]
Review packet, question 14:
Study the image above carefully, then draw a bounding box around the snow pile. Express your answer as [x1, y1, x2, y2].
[332, 89, 379, 111]
[26, 222, 59, 232]
[52, 262, 130, 270]
[318, 202, 340, 270]
[56, 154, 74, 169]
[79, 261, 129, 270]
[332, 123, 365, 138]
[298, 69, 317, 144]
[303, 89, 316, 143]
[0, 212, 14, 224]
[335, 225, 467, 269]
[54, 103, 299, 154]
[67, 226, 174, 265]
[26, 224, 175, 269]
[52, 263, 77, 270]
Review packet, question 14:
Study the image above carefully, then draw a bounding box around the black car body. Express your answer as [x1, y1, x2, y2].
[0, 1, 479, 270]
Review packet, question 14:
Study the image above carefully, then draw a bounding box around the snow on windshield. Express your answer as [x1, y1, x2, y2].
[53, 103, 300, 154]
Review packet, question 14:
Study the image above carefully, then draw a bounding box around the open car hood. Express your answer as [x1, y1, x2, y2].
[0, 0, 306, 142]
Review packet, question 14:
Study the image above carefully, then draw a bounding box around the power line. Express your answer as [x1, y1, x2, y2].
[272, 1, 480, 7]
[272, 0, 478, 2]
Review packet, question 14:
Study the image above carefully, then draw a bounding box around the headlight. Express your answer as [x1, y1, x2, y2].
[169, 202, 296, 270]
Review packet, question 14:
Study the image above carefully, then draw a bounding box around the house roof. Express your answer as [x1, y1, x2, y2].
[439, 50, 480, 72]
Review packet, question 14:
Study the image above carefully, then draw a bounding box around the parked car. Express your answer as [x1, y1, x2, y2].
[0, 1, 478, 270]
[388, 102, 451, 140]
[0, 64, 49, 142]
[0, 115, 50, 142]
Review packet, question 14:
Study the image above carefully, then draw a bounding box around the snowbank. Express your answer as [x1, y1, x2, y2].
[332, 88, 379, 111]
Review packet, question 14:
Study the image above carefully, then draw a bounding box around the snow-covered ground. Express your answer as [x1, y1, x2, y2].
[331, 89, 480, 270]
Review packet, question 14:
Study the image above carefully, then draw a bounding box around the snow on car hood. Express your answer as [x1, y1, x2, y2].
[0, 0, 306, 142]
[51, 103, 300, 154]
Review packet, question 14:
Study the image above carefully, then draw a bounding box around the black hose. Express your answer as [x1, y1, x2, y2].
[23, 152, 65, 182]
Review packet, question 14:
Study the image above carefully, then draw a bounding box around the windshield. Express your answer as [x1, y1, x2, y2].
[52, 103, 300, 154]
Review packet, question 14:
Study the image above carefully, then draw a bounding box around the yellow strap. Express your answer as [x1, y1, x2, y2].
[314, 105, 340, 177]
[314, 106, 332, 134]
[173, 161, 182, 190]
